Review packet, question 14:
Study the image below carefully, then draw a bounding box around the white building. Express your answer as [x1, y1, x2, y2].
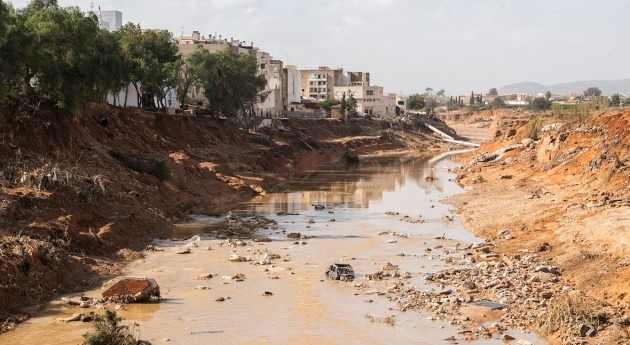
[283, 65, 301, 106]
[99, 10, 122, 32]
[396, 95, 407, 115]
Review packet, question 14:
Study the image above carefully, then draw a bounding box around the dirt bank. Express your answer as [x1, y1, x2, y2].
[0, 105, 455, 331]
[444, 109, 630, 344]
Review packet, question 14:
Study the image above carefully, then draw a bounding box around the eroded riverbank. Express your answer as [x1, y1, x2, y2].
[1, 154, 546, 344]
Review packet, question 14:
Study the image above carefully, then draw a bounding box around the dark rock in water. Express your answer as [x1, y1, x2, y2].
[343, 151, 359, 163]
[287, 232, 301, 240]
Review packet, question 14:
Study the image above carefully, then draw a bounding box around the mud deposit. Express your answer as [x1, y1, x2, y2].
[1, 155, 545, 344]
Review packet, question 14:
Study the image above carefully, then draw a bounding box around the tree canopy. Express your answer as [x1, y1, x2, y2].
[583, 87, 602, 98]
[530, 97, 552, 111]
[0, 1, 265, 120]
[423, 88, 445, 114]
[488, 88, 498, 96]
[406, 93, 425, 110]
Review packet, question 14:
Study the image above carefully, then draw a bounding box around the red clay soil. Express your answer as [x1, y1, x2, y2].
[447, 108, 630, 344]
[0, 105, 448, 331]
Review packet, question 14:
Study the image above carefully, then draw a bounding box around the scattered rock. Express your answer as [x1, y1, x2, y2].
[253, 237, 272, 242]
[287, 232, 301, 240]
[176, 248, 191, 255]
[536, 242, 553, 252]
[61, 297, 80, 306]
[193, 273, 213, 280]
[497, 229, 512, 239]
[502, 334, 516, 341]
[229, 254, 249, 262]
[215, 297, 225, 302]
[462, 280, 476, 290]
[263, 291, 273, 296]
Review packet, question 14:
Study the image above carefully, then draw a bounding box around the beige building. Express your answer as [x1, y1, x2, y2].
[299, 67, 348, 101]
[333, 85, 397, 118]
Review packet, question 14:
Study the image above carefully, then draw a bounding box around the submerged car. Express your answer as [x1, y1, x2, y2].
[326, 263, 355, 282]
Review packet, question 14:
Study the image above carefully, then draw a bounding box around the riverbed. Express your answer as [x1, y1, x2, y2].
[1, 154, 546, 344]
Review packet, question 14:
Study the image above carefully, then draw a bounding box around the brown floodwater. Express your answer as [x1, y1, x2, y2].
[1, 153, 546, 345]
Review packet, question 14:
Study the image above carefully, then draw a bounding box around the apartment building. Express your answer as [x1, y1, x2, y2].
[299, 67, 347, 100]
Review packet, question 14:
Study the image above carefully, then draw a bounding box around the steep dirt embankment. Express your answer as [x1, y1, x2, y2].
[0, 106, 448, 330]
[448, 109, 629, 343]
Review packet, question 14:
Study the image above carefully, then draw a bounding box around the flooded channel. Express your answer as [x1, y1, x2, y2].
[1, 153, 546, 344]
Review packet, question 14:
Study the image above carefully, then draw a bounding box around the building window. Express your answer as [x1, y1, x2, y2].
[366, 90, 374, 96]
[397, 101, 405, 105]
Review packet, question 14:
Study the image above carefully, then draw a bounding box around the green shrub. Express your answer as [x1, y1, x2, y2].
[110, 151, 170, 181]
[82, 310, 151, 345]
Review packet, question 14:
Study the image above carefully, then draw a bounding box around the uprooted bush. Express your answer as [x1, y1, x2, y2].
[536, 292, 607, 336]
[82, 310, 151, 345]
[3, 163, 106, 202]
[110, 151, 170, 181]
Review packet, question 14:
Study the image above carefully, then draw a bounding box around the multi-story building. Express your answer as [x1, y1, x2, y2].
[299, 67, 350, 101]
[333, 85, 397, 118]
[282, 65, 301, 110]
[396, 95, 407, 115]
[99, 10, 122, 32]
[260, 59, 283, 116]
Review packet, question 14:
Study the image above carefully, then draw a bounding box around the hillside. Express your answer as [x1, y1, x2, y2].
[446, 109, 630, 344]
[499, 78, 630, 96]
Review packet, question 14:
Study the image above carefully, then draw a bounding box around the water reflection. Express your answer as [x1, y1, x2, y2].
[238, 155, 459, 217]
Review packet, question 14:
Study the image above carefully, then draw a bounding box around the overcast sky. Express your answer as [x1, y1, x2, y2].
[8, 0, 630, 95]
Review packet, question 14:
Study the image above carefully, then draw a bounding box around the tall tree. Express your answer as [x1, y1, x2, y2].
[406, 93, 425, 110]
[340, 92, 346, 120]
[176, 46, 208, 108]
[424, 88, 445, 114]
[545, 90, 552, 100]
[346, 91, 357, 118]
[115, 24, 179, 109]
[17, 0, 121, 112]
[196, 48, 266, 123]
[610, 94, 621, 106]
[530, 97, 551, 112]
[583, 87, 602, 98]
[488, 88, 498, 96]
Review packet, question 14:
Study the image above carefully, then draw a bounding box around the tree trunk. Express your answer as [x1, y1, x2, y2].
[124, 83, 129, 108]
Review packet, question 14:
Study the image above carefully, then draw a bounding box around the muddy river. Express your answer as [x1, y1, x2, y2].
[1, 153, 546, 344]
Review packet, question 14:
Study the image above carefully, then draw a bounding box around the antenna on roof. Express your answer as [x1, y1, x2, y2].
[181, 26, 184, 38]
[90, 1, 93, 13]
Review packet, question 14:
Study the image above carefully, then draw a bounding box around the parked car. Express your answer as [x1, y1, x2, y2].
[325, 263, 355, 282]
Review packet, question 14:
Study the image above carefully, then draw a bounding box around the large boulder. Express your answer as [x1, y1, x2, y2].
[102, 277, 161, 302]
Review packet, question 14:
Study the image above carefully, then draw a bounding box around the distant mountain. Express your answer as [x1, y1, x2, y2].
[498, 79, 630, 96]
